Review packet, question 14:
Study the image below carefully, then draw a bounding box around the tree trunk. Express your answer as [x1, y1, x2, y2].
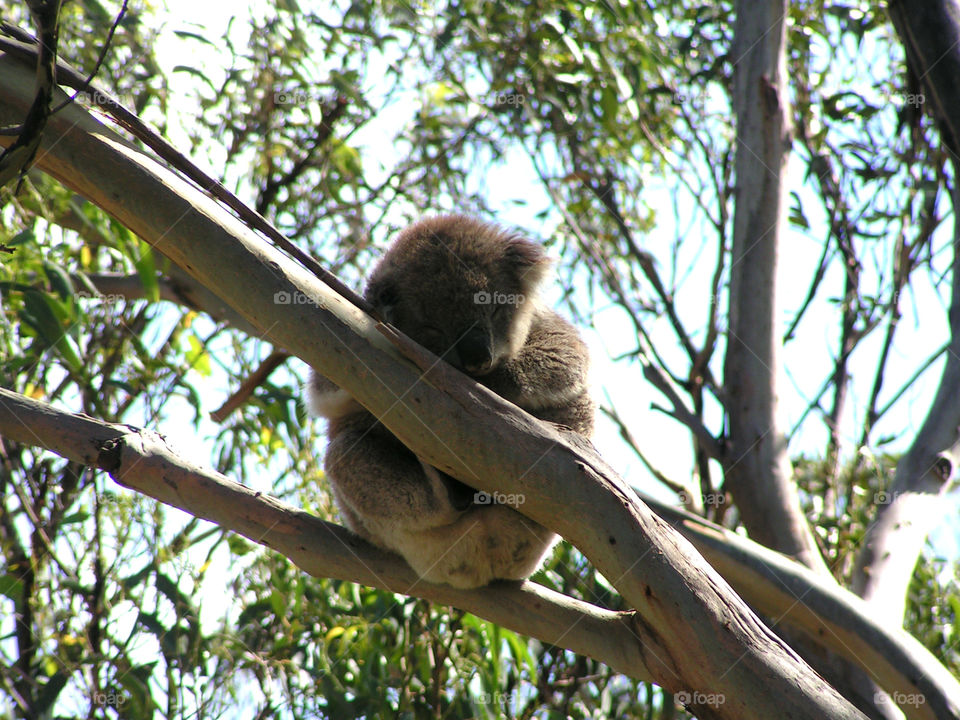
[725, 0, 827, 573]
[852, 0, 960, 624]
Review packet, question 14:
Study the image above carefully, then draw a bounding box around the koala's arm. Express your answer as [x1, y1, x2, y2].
[483, 310, 595, 435]
[320, 411, 469, 541]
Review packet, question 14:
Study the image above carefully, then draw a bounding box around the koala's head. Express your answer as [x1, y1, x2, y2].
[364, 214, 551, 376]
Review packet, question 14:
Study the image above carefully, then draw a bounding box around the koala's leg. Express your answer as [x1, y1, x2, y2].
[395, 504, 557, 589]
[419, 462, 477, 511]
[324, 412, 467, 546]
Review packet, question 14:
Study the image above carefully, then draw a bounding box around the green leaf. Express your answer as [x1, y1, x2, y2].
[173, 30, 216, 45]
[59, 511, 90, 525]
[43, 261, 75, 300]
[502, 627, 537, 681]
[22, 290, 63, 344]
[185, 334, 212, 376]
[134, 239, 160, 303]
[0, 574, 25, 600]
[331, 144, 363, 177]
[227, 534, 254, 556]
[35, 669, 70, 716]
[600, 85, 618, 125]
[21, 290, 83, 372]
[116, 664, 158, 717]
[8, 228, 35, 246]
[270, 588, 287, 616]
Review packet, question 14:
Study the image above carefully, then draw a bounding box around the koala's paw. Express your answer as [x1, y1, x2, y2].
[305, 370, 359, 419]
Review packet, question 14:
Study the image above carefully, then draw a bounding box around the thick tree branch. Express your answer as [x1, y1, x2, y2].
[0, 5, 59, 187]
[645, 496, 960, 720]
[0, 387, 651, 681]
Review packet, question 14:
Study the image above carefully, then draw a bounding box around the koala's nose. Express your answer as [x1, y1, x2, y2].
[455, 328, 494, 374]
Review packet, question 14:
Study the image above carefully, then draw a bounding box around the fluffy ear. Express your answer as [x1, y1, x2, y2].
[504, 236, 551, 288]
[365, 275, 400, 323]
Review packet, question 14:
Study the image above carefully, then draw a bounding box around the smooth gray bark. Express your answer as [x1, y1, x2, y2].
[648, 497, 960, 720]
[725, 0, 828, 573]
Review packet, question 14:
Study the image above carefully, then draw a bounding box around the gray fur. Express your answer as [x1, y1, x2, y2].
[307, 214, 594, 588]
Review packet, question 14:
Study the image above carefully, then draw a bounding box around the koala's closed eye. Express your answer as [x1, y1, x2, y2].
[417, 326, 448, 355]
[306, 213, 594, 588]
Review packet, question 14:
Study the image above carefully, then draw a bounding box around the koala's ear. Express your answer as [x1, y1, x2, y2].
[505, 236, 551, 287]
[367, 276, 401, 323]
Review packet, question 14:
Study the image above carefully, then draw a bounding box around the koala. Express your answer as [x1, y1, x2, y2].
[307, 214, 594, 588]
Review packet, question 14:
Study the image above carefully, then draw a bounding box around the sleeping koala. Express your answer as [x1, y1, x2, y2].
[307, 214, 594, 588]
